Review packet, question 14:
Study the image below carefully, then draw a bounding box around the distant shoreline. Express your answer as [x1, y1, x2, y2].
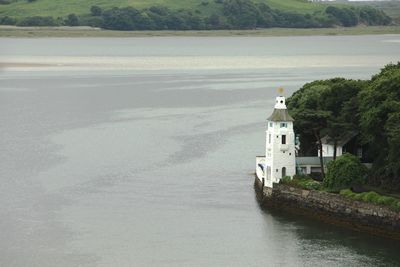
[1, 25, 400, 38]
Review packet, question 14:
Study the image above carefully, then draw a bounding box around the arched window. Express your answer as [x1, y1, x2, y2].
[282, 167, 286, 178]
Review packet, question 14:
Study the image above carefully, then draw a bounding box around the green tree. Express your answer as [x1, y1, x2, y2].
[65, 13, 79, 26]
[90, 5, 102, 16]
[319, 78, 364, 160]
[16, 16, 58, 26]
[324, 153, 367, 190]
[223, 0, 260, 29]
[287, 81, 332, 178]
[288, 78, 364, 178]
[358, 63, 400, 189]
[0, 16, 17, 25]
[325, 6, 358, 27]
[101, 7, 138, 30]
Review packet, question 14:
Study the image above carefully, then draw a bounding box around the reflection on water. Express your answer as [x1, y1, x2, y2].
[1, 36, 400, 266]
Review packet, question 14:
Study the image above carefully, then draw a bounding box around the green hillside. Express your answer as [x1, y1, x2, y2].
[0, 0, 392, 30]
[0, 0, 327, 19]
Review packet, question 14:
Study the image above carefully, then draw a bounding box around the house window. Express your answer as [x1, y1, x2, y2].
[281, 134, 286, 144]
[280, 122, 287, 128]
[357, 147, 362, 158]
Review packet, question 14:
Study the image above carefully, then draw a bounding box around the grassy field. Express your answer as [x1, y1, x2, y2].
[0, 0, 332, 19]
[350, 1, 400, 21]
[1, 25, 399, 37]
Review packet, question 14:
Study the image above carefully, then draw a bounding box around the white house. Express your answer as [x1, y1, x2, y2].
[318, 132, 360, 158]
[256, 95, 296, 188]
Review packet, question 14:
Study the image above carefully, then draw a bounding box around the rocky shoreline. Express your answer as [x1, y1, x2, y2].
[254, 176, 400, 239]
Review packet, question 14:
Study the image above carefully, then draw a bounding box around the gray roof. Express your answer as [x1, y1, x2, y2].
[296, 156, 333, 166]
[320, 131, 358, 146]
[267, 109, 294, 122]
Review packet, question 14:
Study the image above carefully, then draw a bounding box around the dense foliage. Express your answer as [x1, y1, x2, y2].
[288, 63, 400, 191]
[281, 175, 322, 190]
[16, 16, 57, 26]
[0, 0, 392, 29]
[358, 63, 400, 189]
[340, 189, 400, 211]
[324, 153, 367, 190]
[287, 78, 364, 178]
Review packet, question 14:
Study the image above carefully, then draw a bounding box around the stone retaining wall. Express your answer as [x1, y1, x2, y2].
[255, 177, 400, 239]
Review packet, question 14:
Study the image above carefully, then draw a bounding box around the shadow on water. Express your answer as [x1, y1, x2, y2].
[254, 185, 400, 266]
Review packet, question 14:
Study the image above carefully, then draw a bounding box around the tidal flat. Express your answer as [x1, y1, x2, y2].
[1, 25, 400, 38]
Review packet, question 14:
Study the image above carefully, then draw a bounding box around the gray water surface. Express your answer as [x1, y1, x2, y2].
[1, 36, 400, 267]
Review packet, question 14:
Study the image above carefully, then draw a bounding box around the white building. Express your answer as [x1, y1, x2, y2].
[256, 95, 370, 188]
[256, 95, 296, 188]
[318, 132, 359, 158]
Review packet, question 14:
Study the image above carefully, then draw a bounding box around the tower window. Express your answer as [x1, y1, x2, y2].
[268, 134, 271, 144]
[282, 167, 286, 178]
[269, 122, 273, 128]
[280, 123, 287, 128]
[281, 135, 286, 144]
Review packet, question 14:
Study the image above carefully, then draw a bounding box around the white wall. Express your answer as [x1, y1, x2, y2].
[318, 144, 342, 157]
[265, 120, 296, 187]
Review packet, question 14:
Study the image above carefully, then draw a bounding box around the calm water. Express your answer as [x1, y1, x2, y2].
[1, 36, 400, 267]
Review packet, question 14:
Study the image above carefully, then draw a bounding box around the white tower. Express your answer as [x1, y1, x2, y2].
[264, 94, 296, 188]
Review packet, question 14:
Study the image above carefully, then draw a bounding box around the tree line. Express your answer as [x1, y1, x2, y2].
[287, 63, 400, 191]
[0, 0, 392, 29]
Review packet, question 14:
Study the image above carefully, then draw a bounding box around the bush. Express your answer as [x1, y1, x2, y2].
[325, 6, 358, 27]
[17, 16, 58, 26]
[91, 5, 102, 16]
[340, 189, 400, 211]
[0, 0, 12, 5]
[377, 196, 396, 205]
[394, 201, 400, 211]
[359, 6, 391, 26]
[281, 176, 292, 183]
[302, 180, 321, 190]
[80, 16, 103, 27]
[65, 13, 79, 26]
[340, 189, 355, 197]
[0, 15, 17, 25]
[281, 175, 321, 190]
[293, 174, 312, 180]
[324, 153, 367, 190]
[361, 191, 380, 203]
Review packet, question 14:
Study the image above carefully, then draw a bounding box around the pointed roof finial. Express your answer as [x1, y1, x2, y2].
[278, 87, 284, 95]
